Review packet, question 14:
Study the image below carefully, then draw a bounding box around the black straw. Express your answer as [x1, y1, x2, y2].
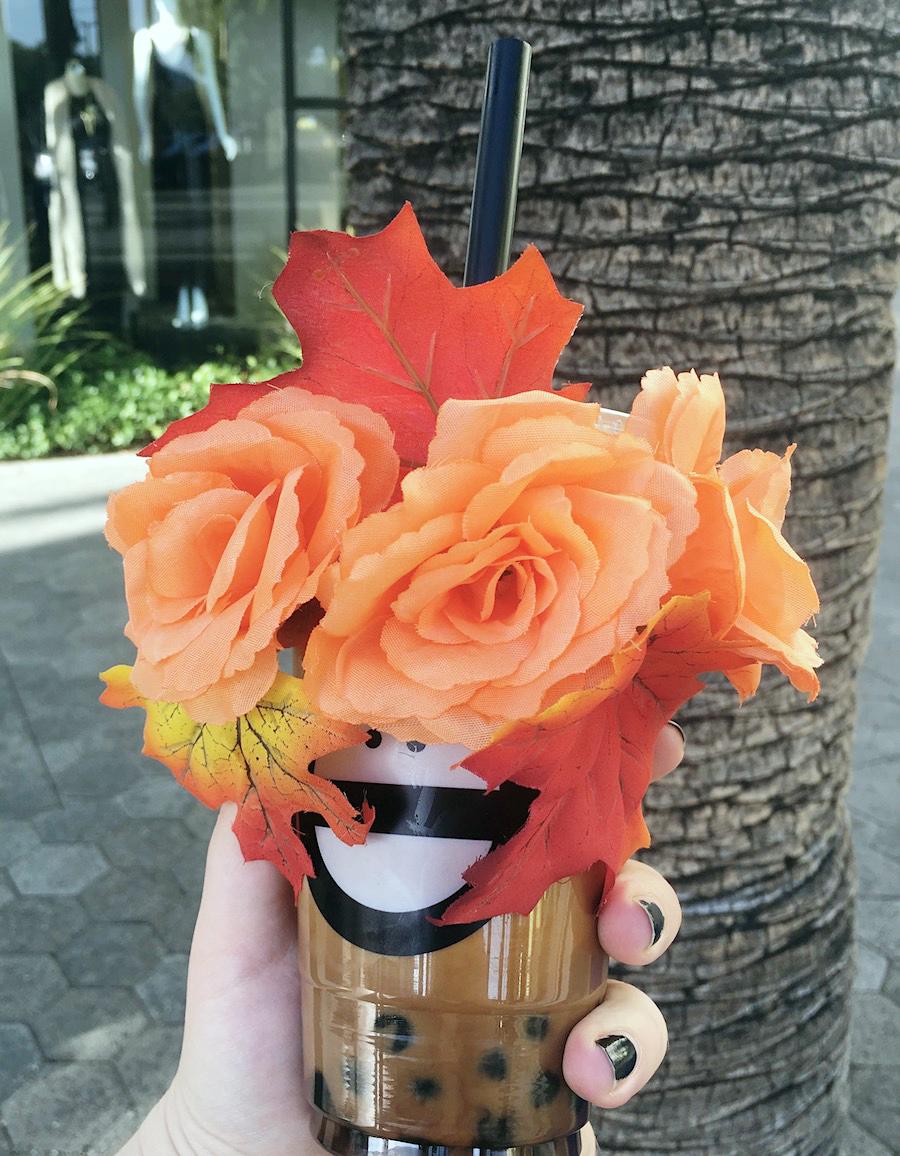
[463, 38, 532, 287]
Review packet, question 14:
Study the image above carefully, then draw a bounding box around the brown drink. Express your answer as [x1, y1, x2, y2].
[295, 734, 607, 1152]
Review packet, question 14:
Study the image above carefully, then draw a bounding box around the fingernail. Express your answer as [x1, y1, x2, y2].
[595, 1034, 638, 1085]
[637, 898, 665, 947]
[668, 720, 685, 744]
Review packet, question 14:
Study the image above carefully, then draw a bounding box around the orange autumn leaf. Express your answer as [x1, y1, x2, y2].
[441, 596, 758, 923]
[439, 648, 641, 923]
[100, 665, 371, 891]
[142, 205, 586, 467]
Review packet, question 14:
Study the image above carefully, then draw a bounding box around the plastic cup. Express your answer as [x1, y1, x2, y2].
[295, 733, 607, 1155]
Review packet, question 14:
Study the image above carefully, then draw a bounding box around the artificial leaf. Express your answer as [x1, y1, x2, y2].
[273, 204, 584, 466]
[441, 595, 759, 923]
[141, 206, 583, 464]
[100, 665, 371, 892]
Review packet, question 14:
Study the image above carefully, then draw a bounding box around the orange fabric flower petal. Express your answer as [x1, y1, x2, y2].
[106, 387, 399, 721]
[627, 366, 726, 475]
[305, 394, 698, 748]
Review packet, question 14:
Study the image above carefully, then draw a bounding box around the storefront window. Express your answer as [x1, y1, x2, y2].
[0, 0, 344, 350]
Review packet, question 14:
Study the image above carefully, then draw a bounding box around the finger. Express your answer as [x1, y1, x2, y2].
[652, 720, 685, 781]
[563, 979, 668, 1109]
[597, 859, 682, 966]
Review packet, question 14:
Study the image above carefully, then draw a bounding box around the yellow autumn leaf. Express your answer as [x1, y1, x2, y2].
[100, 665, 371, 890]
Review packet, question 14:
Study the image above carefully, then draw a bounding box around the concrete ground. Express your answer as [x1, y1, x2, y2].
[0, 384, 897, 1155]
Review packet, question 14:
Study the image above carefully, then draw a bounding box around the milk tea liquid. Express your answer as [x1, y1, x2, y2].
[298, 756, 606, 1149]
[299, 873, 606, 1146]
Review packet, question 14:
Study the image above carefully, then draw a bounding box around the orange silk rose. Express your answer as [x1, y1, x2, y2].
[105, 387, 399, 723]
[627, 367, 820, 697]
[304, 391, 698, 750]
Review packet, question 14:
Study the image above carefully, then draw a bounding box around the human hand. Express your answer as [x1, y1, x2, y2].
[117, 723, 685, 1156]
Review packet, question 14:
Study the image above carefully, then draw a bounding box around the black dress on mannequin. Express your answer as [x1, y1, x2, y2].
[150, 34, 217, 307]
[69, 90, 125, 299]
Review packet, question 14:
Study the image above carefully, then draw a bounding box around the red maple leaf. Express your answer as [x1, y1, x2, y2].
[440, 596, 758, 923]
[141, 205, 585, 465]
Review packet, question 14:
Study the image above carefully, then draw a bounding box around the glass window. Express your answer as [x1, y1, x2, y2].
[0, 0, 345, 348]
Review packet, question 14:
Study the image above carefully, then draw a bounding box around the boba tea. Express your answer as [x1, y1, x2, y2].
[295, 734, 608, 1149]
[100, 91, 822, 1156]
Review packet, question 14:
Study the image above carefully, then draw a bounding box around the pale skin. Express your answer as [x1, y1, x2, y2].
[117, 724, 685, 1156]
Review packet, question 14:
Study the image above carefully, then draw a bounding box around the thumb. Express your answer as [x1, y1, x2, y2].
[176, 804, 306, 1121]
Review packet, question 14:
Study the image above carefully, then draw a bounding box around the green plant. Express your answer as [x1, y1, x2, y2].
[0, 341, 297, 460]
[0, 221, 98, 427]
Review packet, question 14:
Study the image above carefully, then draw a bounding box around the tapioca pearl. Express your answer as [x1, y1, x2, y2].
[312, 1069, 335, 1113]
[475, 1112, 515, 1147]
[531, 1069, 562, 1108]
[406, 740, 426, 752]
[523, 1014, 550, 1042]
[373, 1012, 415, 1053]
[410, 1076, 442, 1101]
[365, 729, 382, 748]
[477, 1048, 508, 1080]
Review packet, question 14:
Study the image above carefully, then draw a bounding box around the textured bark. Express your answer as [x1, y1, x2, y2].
[340, 4, 899, 1153]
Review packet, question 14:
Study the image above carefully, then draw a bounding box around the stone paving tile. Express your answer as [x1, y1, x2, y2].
[136, 954, 189, 1025]
[0, 820, 39, 868]
[0, 955, 68, 1020]
[883, 962, 900, 1006]
[31, 987, 147, 1062]
[853, 942, 889, 994]
[0, 725, 60, 821]
[182, 801, 218, 844]
[114, 1023, 181, 1107]
[8, 842, 108, 896]
[58, 921, 167, 988]
[0, 1024, 42, 1102]
[850, 1064, 900, 1154]
[843, 1118, 894, 1155]
[32, 797, 130, 844]
[117, 774, 194, 820]
[857, 898, 900, 959]
[41, 728, 145, 800]
[850, 994, 900, 1069]
[79, 867, 198, 954]
[80, 866, 187, 926]
[0, 896, 87, 953]
[100, 817, 202, 872]
[1, 1060, 133, 1154]
[86, 1108, 145, 1156]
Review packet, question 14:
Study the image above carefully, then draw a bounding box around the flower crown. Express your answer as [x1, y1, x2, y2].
[101, 205, 820, 922]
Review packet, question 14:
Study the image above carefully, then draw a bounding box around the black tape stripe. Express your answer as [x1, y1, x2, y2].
[300, 824, 488, 955]
[303, 779, 536, 842]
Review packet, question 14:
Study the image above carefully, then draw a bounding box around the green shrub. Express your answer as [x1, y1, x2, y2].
[0, 221, 98, 427]
[0, 340, 295, 460]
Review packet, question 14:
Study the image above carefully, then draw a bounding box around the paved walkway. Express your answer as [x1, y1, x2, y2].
[0, 385, 897, 1154]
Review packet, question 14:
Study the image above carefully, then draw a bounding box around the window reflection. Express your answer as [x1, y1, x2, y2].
[1, 0, 345, 348]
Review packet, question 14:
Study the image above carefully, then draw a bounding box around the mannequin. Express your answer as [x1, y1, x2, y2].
[133, 0, 237, 328]
[44, 61, 146, 300]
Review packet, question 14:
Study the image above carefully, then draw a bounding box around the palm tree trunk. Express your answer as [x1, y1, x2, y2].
[340, 3, 899, 1152]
